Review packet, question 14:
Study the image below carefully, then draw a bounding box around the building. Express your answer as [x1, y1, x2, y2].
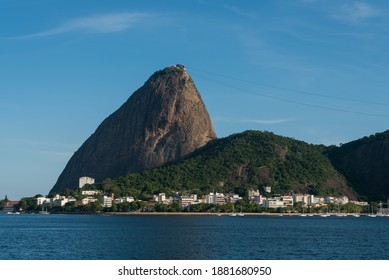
[262, 197, 285, 208]
[179, 194, 198, 207]
[82, 197, 98, 205]
[281, 196, 294, 208]
[52, 197, 76, 207]
[79, 176, 95, 189]
[102, 196, 113, 207]
[205, 192, 226, 205]
[36, 196, 51, 205]
[1, 199, 20, 213]
[115, 197, 134, 204]
[248, 189, 260, 199]
[261, 186, 271, 193]
[81, 190, 101, 196]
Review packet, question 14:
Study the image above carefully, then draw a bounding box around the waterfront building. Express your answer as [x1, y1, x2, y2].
[205, 193, 215, 204]
[349, 201, 369, 206]
[262, 197, 285, 208]
[115, 197, 134, 204]
[179, 194, 198, 207]
[205, 192, 225, 205]
[36, 196, 51, 205]
[281, 196, 294, 207]
[52, 196, 76, 207]
[102, 196, 113, 207]
[79, 176, 95, 189]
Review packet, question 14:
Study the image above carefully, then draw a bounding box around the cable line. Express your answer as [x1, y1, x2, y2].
[190, 71, 389, 118]
[187, 66, 389, 107]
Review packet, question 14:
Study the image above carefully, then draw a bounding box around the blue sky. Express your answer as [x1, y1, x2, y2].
[1, 0, 389, 199]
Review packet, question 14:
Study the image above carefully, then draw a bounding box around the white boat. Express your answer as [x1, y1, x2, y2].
[237, 206, 244, 217]
[230, 204, 236, 216]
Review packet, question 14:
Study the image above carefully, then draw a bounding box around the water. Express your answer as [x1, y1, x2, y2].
[1, 214, 389, 260]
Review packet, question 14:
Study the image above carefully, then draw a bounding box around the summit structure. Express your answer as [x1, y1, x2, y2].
[50, 65, 216, 193]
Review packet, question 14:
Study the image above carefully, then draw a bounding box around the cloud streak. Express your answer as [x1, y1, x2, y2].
[333, 2, 380, 23]
[13, 12, 150, 39]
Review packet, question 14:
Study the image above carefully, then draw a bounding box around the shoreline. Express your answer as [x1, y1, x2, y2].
[106, 212, 366, 217]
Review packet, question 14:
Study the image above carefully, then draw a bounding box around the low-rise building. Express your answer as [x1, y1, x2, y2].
[179, 194, 198, 207]
[115, 197, 134, 204]
[262, 197, 285, 208]
[82, 197, 98, 205]
[81, 190, 101, 196]
[102, 196, 113, 207]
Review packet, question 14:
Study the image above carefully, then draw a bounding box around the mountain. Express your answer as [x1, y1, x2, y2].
[50, 65, 216, 193]
[101, 130, 357, 200]
[328, 130, 389, 200]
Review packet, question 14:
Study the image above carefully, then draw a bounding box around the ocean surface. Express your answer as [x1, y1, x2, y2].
[1, 214, 389, 260]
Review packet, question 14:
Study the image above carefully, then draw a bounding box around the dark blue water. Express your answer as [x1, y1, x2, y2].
[1, 214, 388, 260]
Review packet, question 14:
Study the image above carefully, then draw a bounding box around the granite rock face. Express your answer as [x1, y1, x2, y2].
[50, 66, 216, 193]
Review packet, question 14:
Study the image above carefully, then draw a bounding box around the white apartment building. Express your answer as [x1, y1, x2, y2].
[281, 196, 294, 207]
[115, 197, 134, 204]
[79, 176, 95, 189]
[81, 190, 101, 196]
[262, 197, 285, 208]
[179, 194, 198, 207]
[102, 196, 113, 207]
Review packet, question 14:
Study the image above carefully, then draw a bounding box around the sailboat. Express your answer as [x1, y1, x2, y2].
[367, 204, 376, 217]
[320, 207, 330, 217]
[336, 203, 346, 217]
[352, 205, 360, 217]
[229, 204, 236, 216]
[300, 205, 307, 217]
[377, 202, 384, 217]
[39, 206, 49, 215]
[238, 206, 244, 217]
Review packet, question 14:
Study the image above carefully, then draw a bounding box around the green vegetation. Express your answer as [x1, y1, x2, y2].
[327, 130, 389, 200]
[96, 130, 353, 200]
[148, 66, 185, 81]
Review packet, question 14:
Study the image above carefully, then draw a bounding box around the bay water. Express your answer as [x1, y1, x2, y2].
[1, 214, 388, 260]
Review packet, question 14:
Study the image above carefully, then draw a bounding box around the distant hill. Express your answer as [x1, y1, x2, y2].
[328, 130, 389, 201]
[99, 130, 357, 200]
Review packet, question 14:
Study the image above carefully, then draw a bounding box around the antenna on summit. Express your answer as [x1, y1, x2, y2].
[174, 64, 185, 70]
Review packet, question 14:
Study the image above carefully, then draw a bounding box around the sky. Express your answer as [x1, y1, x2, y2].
[1, 0, 389, 199]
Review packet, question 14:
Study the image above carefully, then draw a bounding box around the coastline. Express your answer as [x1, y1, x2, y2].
[106, 212, 357, 217]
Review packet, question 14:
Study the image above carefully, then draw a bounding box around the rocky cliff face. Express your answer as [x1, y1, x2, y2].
[329, 131, 389, 200]
[50, 65, 216, 193]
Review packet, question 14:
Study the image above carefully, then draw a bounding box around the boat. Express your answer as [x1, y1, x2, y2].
[367, 204, 377, 217]
[237, 206, 244, 217]
[320, 207, 330, 217]
[39, 206, 50, 214]
[300, 205, 307, 217]
[230, 204, 236, 217]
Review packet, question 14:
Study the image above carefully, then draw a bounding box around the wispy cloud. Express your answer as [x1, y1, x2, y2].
[12, 12, 150, 39]
[222, 5, 258, 20]
[333, 2, 380, 23]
